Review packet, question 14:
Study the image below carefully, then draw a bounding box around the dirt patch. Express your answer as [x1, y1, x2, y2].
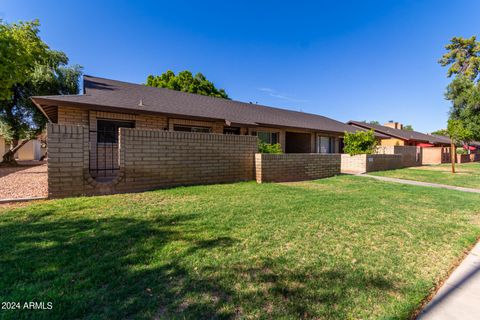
[0, 162, 47, 200]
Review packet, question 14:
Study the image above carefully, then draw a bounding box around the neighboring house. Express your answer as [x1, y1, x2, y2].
[348, 121, 451, 147]
[0, 136, 5, 157]
[31, 75, 373, 157]
[0, 136, 43, 161]
[15, 140, 43, 161]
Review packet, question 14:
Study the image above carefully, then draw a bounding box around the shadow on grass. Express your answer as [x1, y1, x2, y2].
[0, 206, 394, 320]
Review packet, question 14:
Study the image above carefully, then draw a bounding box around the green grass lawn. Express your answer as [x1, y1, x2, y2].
[1, 176, 480, 319]
[370, 162, 480, 189]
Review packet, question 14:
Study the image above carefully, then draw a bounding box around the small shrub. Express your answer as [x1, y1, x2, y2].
[258, 142, 282, 154]
[456, 147, 467, 155]
[343, 130, 377, 156]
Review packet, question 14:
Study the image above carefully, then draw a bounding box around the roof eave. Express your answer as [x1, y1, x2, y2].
[30, 97, 53, 123]
[29, 97, 260, 127]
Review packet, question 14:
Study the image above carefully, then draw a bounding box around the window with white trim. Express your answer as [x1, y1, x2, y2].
[318, 136, 336, 153]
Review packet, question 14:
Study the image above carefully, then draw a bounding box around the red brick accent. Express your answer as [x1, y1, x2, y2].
[255, 153, 340, 183]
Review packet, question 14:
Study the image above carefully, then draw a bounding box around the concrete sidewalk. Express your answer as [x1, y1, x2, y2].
[360, 174, 480, 194]
[417, 241, 480, 320]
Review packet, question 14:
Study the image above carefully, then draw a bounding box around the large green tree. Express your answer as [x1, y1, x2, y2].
[431, 129, 449, 136]
[146, 70, 229, 99]
[439, 36, 480, 140]
[447, 119, 473, 173]
[0, 20, 82, 165]
[439, 36, 480, 173]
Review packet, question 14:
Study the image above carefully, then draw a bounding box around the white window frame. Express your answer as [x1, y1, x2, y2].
[317, 135, 336, 153]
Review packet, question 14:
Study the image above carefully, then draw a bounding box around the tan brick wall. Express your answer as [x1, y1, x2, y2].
[88, 110, 168, 130]
[255, 153, 340, 183]
[57, 106, 89, 126]
[376, 146, 421, 167]
[341, 154, 403, 173]
[366, 154, 403, 172]
[58, 107, 169, 130]
[47, 124, 90, 197]
[47, 124, 258, 197]
[116, 129, 257, 192]
[340, 154, 367, 173]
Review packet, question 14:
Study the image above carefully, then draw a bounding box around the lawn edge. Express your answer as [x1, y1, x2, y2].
[410, 236, 480, 319]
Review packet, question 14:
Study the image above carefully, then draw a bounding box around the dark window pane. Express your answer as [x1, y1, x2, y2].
[224, 127, 240, 135]
[271, 133, 279, 144]
[257, 132, 271, 144]
[192, 127, 211, 133]
[97, 120, 135, 143]
[174, 125, 211, 133]
[257, 131, 279, 144]
[173, 125, 192, 132]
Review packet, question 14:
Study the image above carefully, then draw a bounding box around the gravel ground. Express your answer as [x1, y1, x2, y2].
[0, 162, 47, 200]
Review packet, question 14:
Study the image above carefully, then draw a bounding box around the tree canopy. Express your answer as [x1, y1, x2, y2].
[403, 124, 414, 131]
[146, 70, 229, 99]
[0, 19, 82, 164]
[439, 36, 480, 81]
[0, 20, 48, 100]
[431, 129, 449, 136]
[447, 119, 473, 145]
[439, 36, 480, 141]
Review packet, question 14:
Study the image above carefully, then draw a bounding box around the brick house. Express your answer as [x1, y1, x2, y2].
[348, 120, 452, 147]
[30, 76, 376, 176]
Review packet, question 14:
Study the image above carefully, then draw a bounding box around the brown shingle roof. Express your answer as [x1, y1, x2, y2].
[348, 121, 452, 144]
[32, 75, 368, 134]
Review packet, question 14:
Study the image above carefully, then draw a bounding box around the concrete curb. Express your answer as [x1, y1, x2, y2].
[0, 196, 48, 204]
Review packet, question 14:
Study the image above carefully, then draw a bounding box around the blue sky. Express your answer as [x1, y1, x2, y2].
[2, 0, 479, 132]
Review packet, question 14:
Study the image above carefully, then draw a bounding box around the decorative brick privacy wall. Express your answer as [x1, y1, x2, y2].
[47, 124, 257, 198]
[421, 147, 451, 165]
[340, 154, 367, 174]
[341, 154, 403, 174]
[116, 129, 257, 192]
[255, 153, 341, 183]
[376, 146, 422, 167]
[47, 124, 90, 197]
